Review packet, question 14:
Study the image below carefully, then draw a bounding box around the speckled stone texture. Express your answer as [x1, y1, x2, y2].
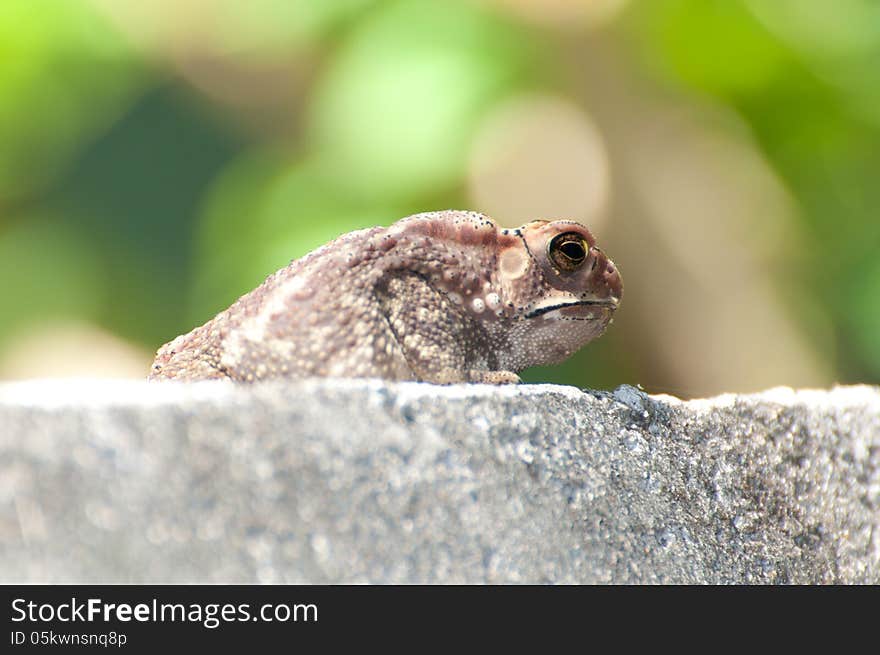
[0, 379, 878, 583]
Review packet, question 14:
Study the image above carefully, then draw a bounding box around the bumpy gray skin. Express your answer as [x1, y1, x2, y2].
[149, 210, 623, 384]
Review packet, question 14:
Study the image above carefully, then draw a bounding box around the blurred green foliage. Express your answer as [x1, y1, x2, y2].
[632, 0, 880, 383]
[0, 0, 138, 201]
[0, 0, 877, 390]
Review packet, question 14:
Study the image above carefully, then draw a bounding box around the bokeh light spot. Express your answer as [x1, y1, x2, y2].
[467, 95, 610, 228]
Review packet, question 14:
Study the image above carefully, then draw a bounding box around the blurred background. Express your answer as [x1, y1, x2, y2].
[1, 0, 878, 397]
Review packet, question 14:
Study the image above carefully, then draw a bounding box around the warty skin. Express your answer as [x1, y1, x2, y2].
[149, 210, 622, 384]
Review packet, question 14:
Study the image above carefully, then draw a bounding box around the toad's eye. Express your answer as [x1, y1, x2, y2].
[548, 232, 589, 271]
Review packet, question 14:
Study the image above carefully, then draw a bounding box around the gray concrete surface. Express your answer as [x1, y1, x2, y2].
[0, 379, 878, 583]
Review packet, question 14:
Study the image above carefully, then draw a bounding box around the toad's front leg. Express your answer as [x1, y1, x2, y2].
[376, 272, 516, 384]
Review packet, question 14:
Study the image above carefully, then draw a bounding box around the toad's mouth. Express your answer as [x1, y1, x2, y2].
[525, 298, 618, 319]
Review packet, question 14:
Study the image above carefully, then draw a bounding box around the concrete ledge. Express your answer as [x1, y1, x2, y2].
[1, 379, 878, 583]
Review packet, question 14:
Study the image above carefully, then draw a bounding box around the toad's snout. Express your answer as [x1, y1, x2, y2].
[589, 247, 623, 305]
